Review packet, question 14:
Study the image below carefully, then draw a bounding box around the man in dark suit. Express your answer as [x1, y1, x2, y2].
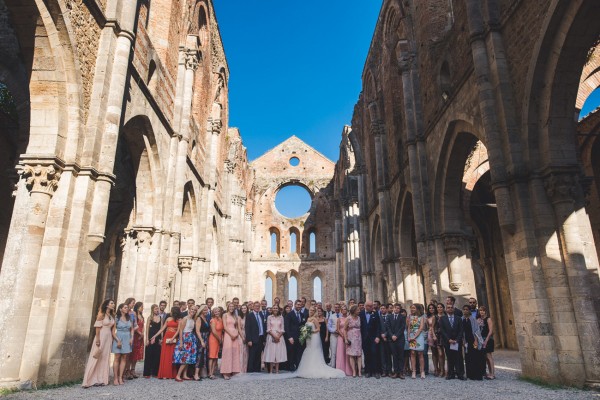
[245, 301, 265, 372]
[446, 296, 463, 317]
[379, 304, 391, 377]
[440, 303, 465, 380]
[360, 300, 382, 378]
[385, 303, 406, 378]
[284, 299, 306, 371]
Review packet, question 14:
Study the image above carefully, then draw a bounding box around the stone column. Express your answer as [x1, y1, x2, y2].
[178, 256, 193, 302]
[544, 172, 600, 385]
[0, 164, 61, 382]
[87, 3, 138, 252]
[133, 230, 153, 302]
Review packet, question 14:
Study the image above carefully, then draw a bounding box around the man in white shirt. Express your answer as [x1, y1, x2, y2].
[327, 303, 341, 367]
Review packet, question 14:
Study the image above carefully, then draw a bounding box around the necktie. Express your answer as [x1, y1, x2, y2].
[296, 311, 300, 322]
[395, 314, 397, 321]
[255, 312, 261, 334]
[336, 313, 340, 318]
[450, 316, 454, 325]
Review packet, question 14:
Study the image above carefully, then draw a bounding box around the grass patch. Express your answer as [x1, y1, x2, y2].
[518, 375, 587, 391]
[0, 387, 20, 397]
[0, 380, 82, 397]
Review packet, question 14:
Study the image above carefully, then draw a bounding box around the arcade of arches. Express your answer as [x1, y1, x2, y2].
[0, 0, 598, 390]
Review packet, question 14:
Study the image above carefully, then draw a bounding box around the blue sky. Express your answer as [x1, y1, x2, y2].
[213, 1, 384, 162]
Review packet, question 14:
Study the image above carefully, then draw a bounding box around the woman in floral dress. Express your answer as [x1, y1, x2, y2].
[173, 305, 198, 381]
[344, 305, 362, 377]
[407, 303, 426, 379]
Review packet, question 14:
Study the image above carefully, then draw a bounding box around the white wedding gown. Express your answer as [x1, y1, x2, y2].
[295, 322, 346, 379]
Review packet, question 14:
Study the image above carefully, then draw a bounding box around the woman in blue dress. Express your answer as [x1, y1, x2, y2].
[406, 303, 426, 379]
[112, 303, 134, 385]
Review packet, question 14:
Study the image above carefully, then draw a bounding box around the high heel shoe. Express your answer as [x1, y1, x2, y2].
[411, 373, 416, 379]
[421, 372, 426, 379]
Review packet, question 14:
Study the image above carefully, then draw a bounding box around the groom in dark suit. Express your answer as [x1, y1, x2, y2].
[284, 299, 306, 371]
[440, 303, 465, 380]
[360, 300, 382, 378]
[245, 301, 265, 372]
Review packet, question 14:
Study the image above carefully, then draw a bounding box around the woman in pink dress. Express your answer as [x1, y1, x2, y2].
[238, 304, 249, 373]
[82, 299, 115, 388]
[345, 304, 362, 377]
[263, 305, 287, 373]
[335, 305, 352, 376]
[220, 303, 241, 379]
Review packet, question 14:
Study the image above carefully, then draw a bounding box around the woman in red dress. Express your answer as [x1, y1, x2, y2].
[152, 307, 181, 379]
[208, 307, 224, 379]
[132, 302, 145, 364]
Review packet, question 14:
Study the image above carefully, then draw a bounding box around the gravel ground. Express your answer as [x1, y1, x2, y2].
[3, 350, 596, 400]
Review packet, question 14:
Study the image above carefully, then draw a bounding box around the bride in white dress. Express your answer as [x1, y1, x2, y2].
[296, 307, 346, 379]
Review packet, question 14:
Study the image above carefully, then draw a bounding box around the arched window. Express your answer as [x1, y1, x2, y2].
[269, 227, 280, 256]
[265, 276, 273, 306]
[309, 231, 316, 253]
[313, 276, 322, 302]
[288, 275, 298, 302]
[289, 227, 300, 254]
[290, 231, 297, 253]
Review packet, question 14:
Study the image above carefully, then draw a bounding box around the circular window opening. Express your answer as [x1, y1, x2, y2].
[275, 185, 311, 218]
[289, 157, 300, 167]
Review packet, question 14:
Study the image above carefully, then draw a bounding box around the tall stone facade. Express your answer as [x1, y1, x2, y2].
[0, 0, 251, 387]
[248, 136, 337, 304]
[331, 0, 600, 388]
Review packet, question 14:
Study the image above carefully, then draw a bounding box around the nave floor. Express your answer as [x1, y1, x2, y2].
[3, 351, 595, 400]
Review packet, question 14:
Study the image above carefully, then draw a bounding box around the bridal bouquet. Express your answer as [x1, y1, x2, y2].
[299, 324, 312, 346]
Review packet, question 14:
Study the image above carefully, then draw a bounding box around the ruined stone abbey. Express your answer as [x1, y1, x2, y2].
[0, 0, 599, 389]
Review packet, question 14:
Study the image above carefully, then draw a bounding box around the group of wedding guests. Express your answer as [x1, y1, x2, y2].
[81, 294, 496, 387]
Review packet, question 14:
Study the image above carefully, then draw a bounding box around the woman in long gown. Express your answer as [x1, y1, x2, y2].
[263, 305, 287, 373]
[194, 305, 210, 380]
[82, 299, 115, 388]
[152, 306, 181, 379]
[238, 304, 248, 373]
[132, 302, 145, 365]
[208, 307, 223, 379]
[143, 304, 162, 377]
[220, 303, 241, 379]
[345, 305, 362, 377]
[295, 307, 345, 379]
[335, 305, 352, 376]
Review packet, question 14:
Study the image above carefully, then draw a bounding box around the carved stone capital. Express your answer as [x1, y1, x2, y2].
[178, 256, 193, 271]
[22, 164, 62, 196]
[449, 281, 462, 291]
[443, 235, 464, 251]
[134, 230, 153, 247]
[224, 160, 235, 174]
[245, 212, 253, 221]
[184, 50, 200, 71]
[544, 173, 579, 204]
[209, 118, 222, 135]
[231, 195, 246, 207]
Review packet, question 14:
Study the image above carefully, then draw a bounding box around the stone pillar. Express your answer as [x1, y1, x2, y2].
[178, 256, 193, 302]
[87, 3, 138, 252]
[0, 164, 61, 383]
[133, 230, 153, 302]
[544, 172, 600, 385]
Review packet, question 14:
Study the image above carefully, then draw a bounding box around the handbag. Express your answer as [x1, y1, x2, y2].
[92, 344, 102, 359]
